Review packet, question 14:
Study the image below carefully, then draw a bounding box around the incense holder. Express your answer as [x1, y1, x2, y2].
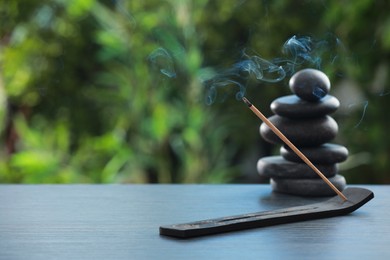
[257, 69, 348, 196]
[160, 187, 373, 238]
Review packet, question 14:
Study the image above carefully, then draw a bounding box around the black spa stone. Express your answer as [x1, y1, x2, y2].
[270, 174, 346, 197]
[289, 69, 331, 102]
[281, 143, 349, 164]
[270, 95, 340, 119]
[260, 115, 338, 147]
[257, 156, 337, 179]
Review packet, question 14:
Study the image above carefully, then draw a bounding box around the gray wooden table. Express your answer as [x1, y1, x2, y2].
[0, 184, 388, 259]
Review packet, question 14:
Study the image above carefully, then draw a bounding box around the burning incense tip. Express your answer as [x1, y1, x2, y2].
[242, 97, 252, 107]
[242, 96, 348, 201]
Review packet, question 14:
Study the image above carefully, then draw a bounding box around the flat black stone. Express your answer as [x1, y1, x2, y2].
[270, 95, 339, 119]
[260, 115, 338, 147]
[281, 143, 349, 164]
[289, 69, 331, 102]
[270, 174, 347, 197]
[257, 156, 337, 179]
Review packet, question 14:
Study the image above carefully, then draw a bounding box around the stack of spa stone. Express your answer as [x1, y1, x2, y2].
[257, 68, 348, 196]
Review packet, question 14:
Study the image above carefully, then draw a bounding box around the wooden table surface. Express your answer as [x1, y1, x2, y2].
[0, 184, 388, 259]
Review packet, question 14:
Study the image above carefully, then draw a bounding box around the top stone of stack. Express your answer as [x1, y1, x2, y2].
[289, 68, 330, 102]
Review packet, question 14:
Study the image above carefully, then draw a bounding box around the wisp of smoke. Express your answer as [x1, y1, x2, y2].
[234, 55, 286, 83]
[148, 47, 177, 78]
[148, 34, 344, 104]
[202, 52, 287, 105]
[203, 35, 334, 104]
[352, 100, 369, 128]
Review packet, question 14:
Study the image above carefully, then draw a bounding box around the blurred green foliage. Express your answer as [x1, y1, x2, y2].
[0, 0, 389, 184]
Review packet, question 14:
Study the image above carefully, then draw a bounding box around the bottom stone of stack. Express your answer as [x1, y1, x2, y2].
[270, 174, 346, 197]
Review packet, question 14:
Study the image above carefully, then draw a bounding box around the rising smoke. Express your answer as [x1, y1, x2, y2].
[149, 34, 345, 104]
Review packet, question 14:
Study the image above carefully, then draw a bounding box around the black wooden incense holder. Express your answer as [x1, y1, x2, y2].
[160, 187, 373, 238]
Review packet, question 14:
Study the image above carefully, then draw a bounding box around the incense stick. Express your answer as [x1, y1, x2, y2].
[242, 97, 348, 201]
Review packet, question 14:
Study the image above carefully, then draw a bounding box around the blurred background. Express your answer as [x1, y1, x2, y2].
[0, 0, 389, 184]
